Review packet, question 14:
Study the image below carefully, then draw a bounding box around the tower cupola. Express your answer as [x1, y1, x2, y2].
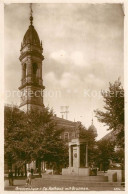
[22, 25, 41, 47]
[88, 119, 98, 137]
[19, 4, 45, 111]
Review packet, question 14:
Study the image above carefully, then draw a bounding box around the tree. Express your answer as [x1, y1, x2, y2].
[112, 148, 124, 164]
[26, 109, 68, 174]
[95, 79, 124, 148]
[4, 106, 28, 169]
[96, 139, 115, 172]
[4, 106, 68, 174]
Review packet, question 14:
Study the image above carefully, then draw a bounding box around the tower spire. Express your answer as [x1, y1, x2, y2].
[30, 3, 33, 25]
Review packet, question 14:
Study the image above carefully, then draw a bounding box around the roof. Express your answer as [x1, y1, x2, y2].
[100, 130, 117, 142]
[52, 116, 78, 129]
[22, 25, 41, 47]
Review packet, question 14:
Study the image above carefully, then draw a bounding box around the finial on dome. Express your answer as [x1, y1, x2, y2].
[30, 3, 33, 25]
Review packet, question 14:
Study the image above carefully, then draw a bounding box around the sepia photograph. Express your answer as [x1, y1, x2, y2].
[3, 1, 125, 191]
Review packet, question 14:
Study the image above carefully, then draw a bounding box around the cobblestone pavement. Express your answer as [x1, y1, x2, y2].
[4, 179, 125, 191]
[4, 179, 26, 190]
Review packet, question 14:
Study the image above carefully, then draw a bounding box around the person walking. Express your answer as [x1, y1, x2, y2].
[26, 170, 32, 187]
[31, 168, 34, 176]
[8, 169, 13, 186]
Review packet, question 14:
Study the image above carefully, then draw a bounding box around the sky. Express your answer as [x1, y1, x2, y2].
[4, 3, 124, 140]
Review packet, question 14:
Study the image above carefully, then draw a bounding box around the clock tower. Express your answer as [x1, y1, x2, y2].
[19, 5, 45, 111]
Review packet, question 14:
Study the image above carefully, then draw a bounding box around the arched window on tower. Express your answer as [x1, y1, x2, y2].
[32, 63, 38, 77]
[23, 63, 26, 79]
[32, 63, 39, 84]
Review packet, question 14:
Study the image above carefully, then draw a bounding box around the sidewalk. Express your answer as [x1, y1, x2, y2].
[4, 179, 27, 191]
[4, 174, 41, 191]
[4, 178, 125, 191]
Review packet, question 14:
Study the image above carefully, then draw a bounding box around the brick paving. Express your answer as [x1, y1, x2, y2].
[4, 178, 125, 191]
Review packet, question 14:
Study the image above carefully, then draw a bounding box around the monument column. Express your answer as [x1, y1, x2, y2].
[85, 144, 88, 167]
[77, 144, 80, 168]
[69, 145, 72, 167]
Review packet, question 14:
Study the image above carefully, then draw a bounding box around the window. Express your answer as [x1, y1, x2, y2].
[64, 132, 69, 140]
[72, 132, 76, 139]
[23, 63, 26, 78]
[32, 63, 38, 76]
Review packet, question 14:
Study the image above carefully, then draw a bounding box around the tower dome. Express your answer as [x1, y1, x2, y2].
[20, 4, 42, 50]
[22, 25, 41, 47]
[19, 5, 43, 61]
[88, 119, 97, 137]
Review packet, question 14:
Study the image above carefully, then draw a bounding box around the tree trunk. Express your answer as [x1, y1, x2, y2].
[38, 160, 41, 176]
[24, 163, 27, 177]
[15, 166, 17, 177]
